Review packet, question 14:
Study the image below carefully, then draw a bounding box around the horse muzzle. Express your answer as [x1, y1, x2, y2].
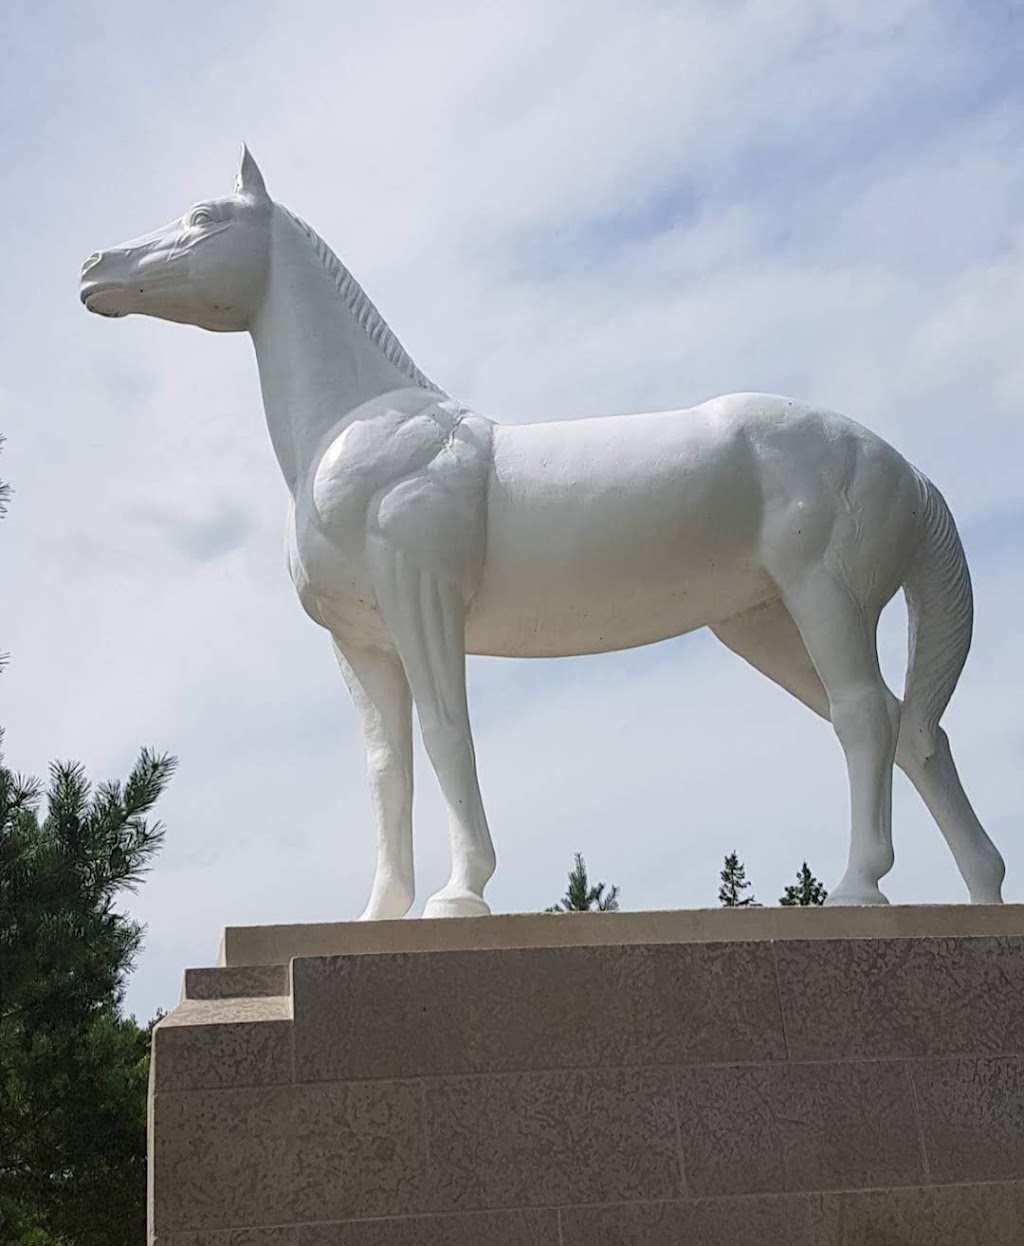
[80, 251, 133, 317]
[80, 283, 128, 317]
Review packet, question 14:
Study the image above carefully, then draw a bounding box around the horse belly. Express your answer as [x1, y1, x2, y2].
[466, 415, 771, 657]
[467, 557, 772, 657]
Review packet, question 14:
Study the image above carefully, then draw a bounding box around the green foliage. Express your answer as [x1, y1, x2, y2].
[779, 861, 828, 906]
[718, 850, 757, 906]
[0, 743, 175, 1245]
[547, 851, 620, 912]
[0, 1196, 63, 1245]
[1, 434, 9, 673]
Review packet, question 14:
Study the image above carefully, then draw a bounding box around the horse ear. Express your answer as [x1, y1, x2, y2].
[235, 144, 268, 200]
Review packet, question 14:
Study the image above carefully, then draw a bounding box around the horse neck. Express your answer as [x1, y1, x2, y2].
[249, 205, 437, 492]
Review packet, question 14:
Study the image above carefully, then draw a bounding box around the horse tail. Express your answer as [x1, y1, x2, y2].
[900, 472, 973, 756]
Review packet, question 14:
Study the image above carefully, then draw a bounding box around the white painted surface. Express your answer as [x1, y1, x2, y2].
[82, 150, 1005, 917]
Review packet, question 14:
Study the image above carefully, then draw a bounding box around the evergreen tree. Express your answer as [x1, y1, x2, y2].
[1, 434, 9, 672]
[718, 850, 757, 906]
[779, 861, 828, 906]
[0, 744, 175, 1244]
[547, 852, 620, 912]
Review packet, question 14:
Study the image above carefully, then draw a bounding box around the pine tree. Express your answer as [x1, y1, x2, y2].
[547, 852, 620, 912]
[0, 744, 175, 1244]
[718, 850, 757, 906]
[779, 861, 828, 906]
[1, 434, 9, 672]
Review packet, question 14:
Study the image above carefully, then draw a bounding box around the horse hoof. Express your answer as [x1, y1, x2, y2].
[422, 890, 491, 919]
[824, 886, 890, 907]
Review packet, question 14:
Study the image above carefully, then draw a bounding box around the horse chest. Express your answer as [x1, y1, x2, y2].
[286, 497, 382, 640]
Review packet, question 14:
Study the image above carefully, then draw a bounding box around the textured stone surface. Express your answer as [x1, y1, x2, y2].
[152, 999, 292, 1092]
[559, 1195, 815, 1245]
[776, 936, 1024, 1060]
[808, 1181, 1024, 1245]
[184, 964, 290, 1001]
[290, 1081, 426, 1222]
[676, 1061, 923, 1196]
[153, 915, 1024, 1241]
[152, 1081, 425, 1233]
[423, 1067, 681, 1210]
[292, 942, 784, 1081]
[912, 1056, 1024, 1184]
[152, 1086, 297, 1232]
[219, 906, 1024, 966]
[155, 1232, 297, 1246]
[297, 1210, 559, 1245]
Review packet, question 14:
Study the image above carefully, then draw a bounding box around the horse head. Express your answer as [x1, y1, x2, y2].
[80, 146, 272, 332]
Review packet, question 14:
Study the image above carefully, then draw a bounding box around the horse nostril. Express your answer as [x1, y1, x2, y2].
[83, 252, 103, 272]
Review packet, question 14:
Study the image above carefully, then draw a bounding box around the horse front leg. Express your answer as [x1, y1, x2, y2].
[368, 541, 496, 918]
[333, 639, 415, 920]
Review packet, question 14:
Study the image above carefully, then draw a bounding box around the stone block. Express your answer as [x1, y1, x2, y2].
[911, 1056, 1024, 1184]
[151, 1081, 425, 1234]
[675, 1060, 924, 1196]
[807, 1180, 1024, 1245]
[292, 941, 784, 1082]
[152, 998, 292, 1093]
[218, 905, 1024, 966]
[296, 1210, 560, 1245]
[423, 1067, 681, 1211]
[183, 964, 290, 1000]
[291, 1081, 427, 1223]
[559, 1194, 815, 1245]
[776, 936, 1024, 1060]
[154, 1232, 297, 1246]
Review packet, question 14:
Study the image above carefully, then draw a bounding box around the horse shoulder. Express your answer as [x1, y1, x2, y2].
[372, 411, 495, 590]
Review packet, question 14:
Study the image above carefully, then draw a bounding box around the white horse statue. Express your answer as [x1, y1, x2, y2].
[81, 148, 1005, 916]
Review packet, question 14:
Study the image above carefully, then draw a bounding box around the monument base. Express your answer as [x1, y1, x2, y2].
[150, 906, 1024, 1244]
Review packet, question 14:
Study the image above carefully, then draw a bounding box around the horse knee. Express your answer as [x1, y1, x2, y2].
[367, 742, 411, 795]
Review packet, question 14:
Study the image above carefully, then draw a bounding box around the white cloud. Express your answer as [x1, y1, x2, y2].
[1, 0, 1021, 1021]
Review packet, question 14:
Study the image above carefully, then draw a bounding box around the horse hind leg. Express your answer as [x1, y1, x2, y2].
[715, 600, 1005, 905]
[718, 579, 901, 905]
[896, 723, 1004, 903]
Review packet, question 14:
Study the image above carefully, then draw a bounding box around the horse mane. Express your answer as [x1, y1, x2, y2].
[278, 205, 445, 396]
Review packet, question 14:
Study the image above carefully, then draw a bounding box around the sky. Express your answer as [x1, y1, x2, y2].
[2, 0, 1022, 1020]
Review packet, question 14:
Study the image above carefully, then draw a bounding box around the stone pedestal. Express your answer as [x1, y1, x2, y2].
[150, 906, 1024, 1244]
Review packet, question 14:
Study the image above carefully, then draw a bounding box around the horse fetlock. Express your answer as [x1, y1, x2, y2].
[359, 880, 415, 921]
[452, 844, 496, 894]
[967, 846, 1006, 904]
[359, 856, 415, 918]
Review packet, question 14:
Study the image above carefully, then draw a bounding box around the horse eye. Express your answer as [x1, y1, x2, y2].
[190, 209, 214, 227]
